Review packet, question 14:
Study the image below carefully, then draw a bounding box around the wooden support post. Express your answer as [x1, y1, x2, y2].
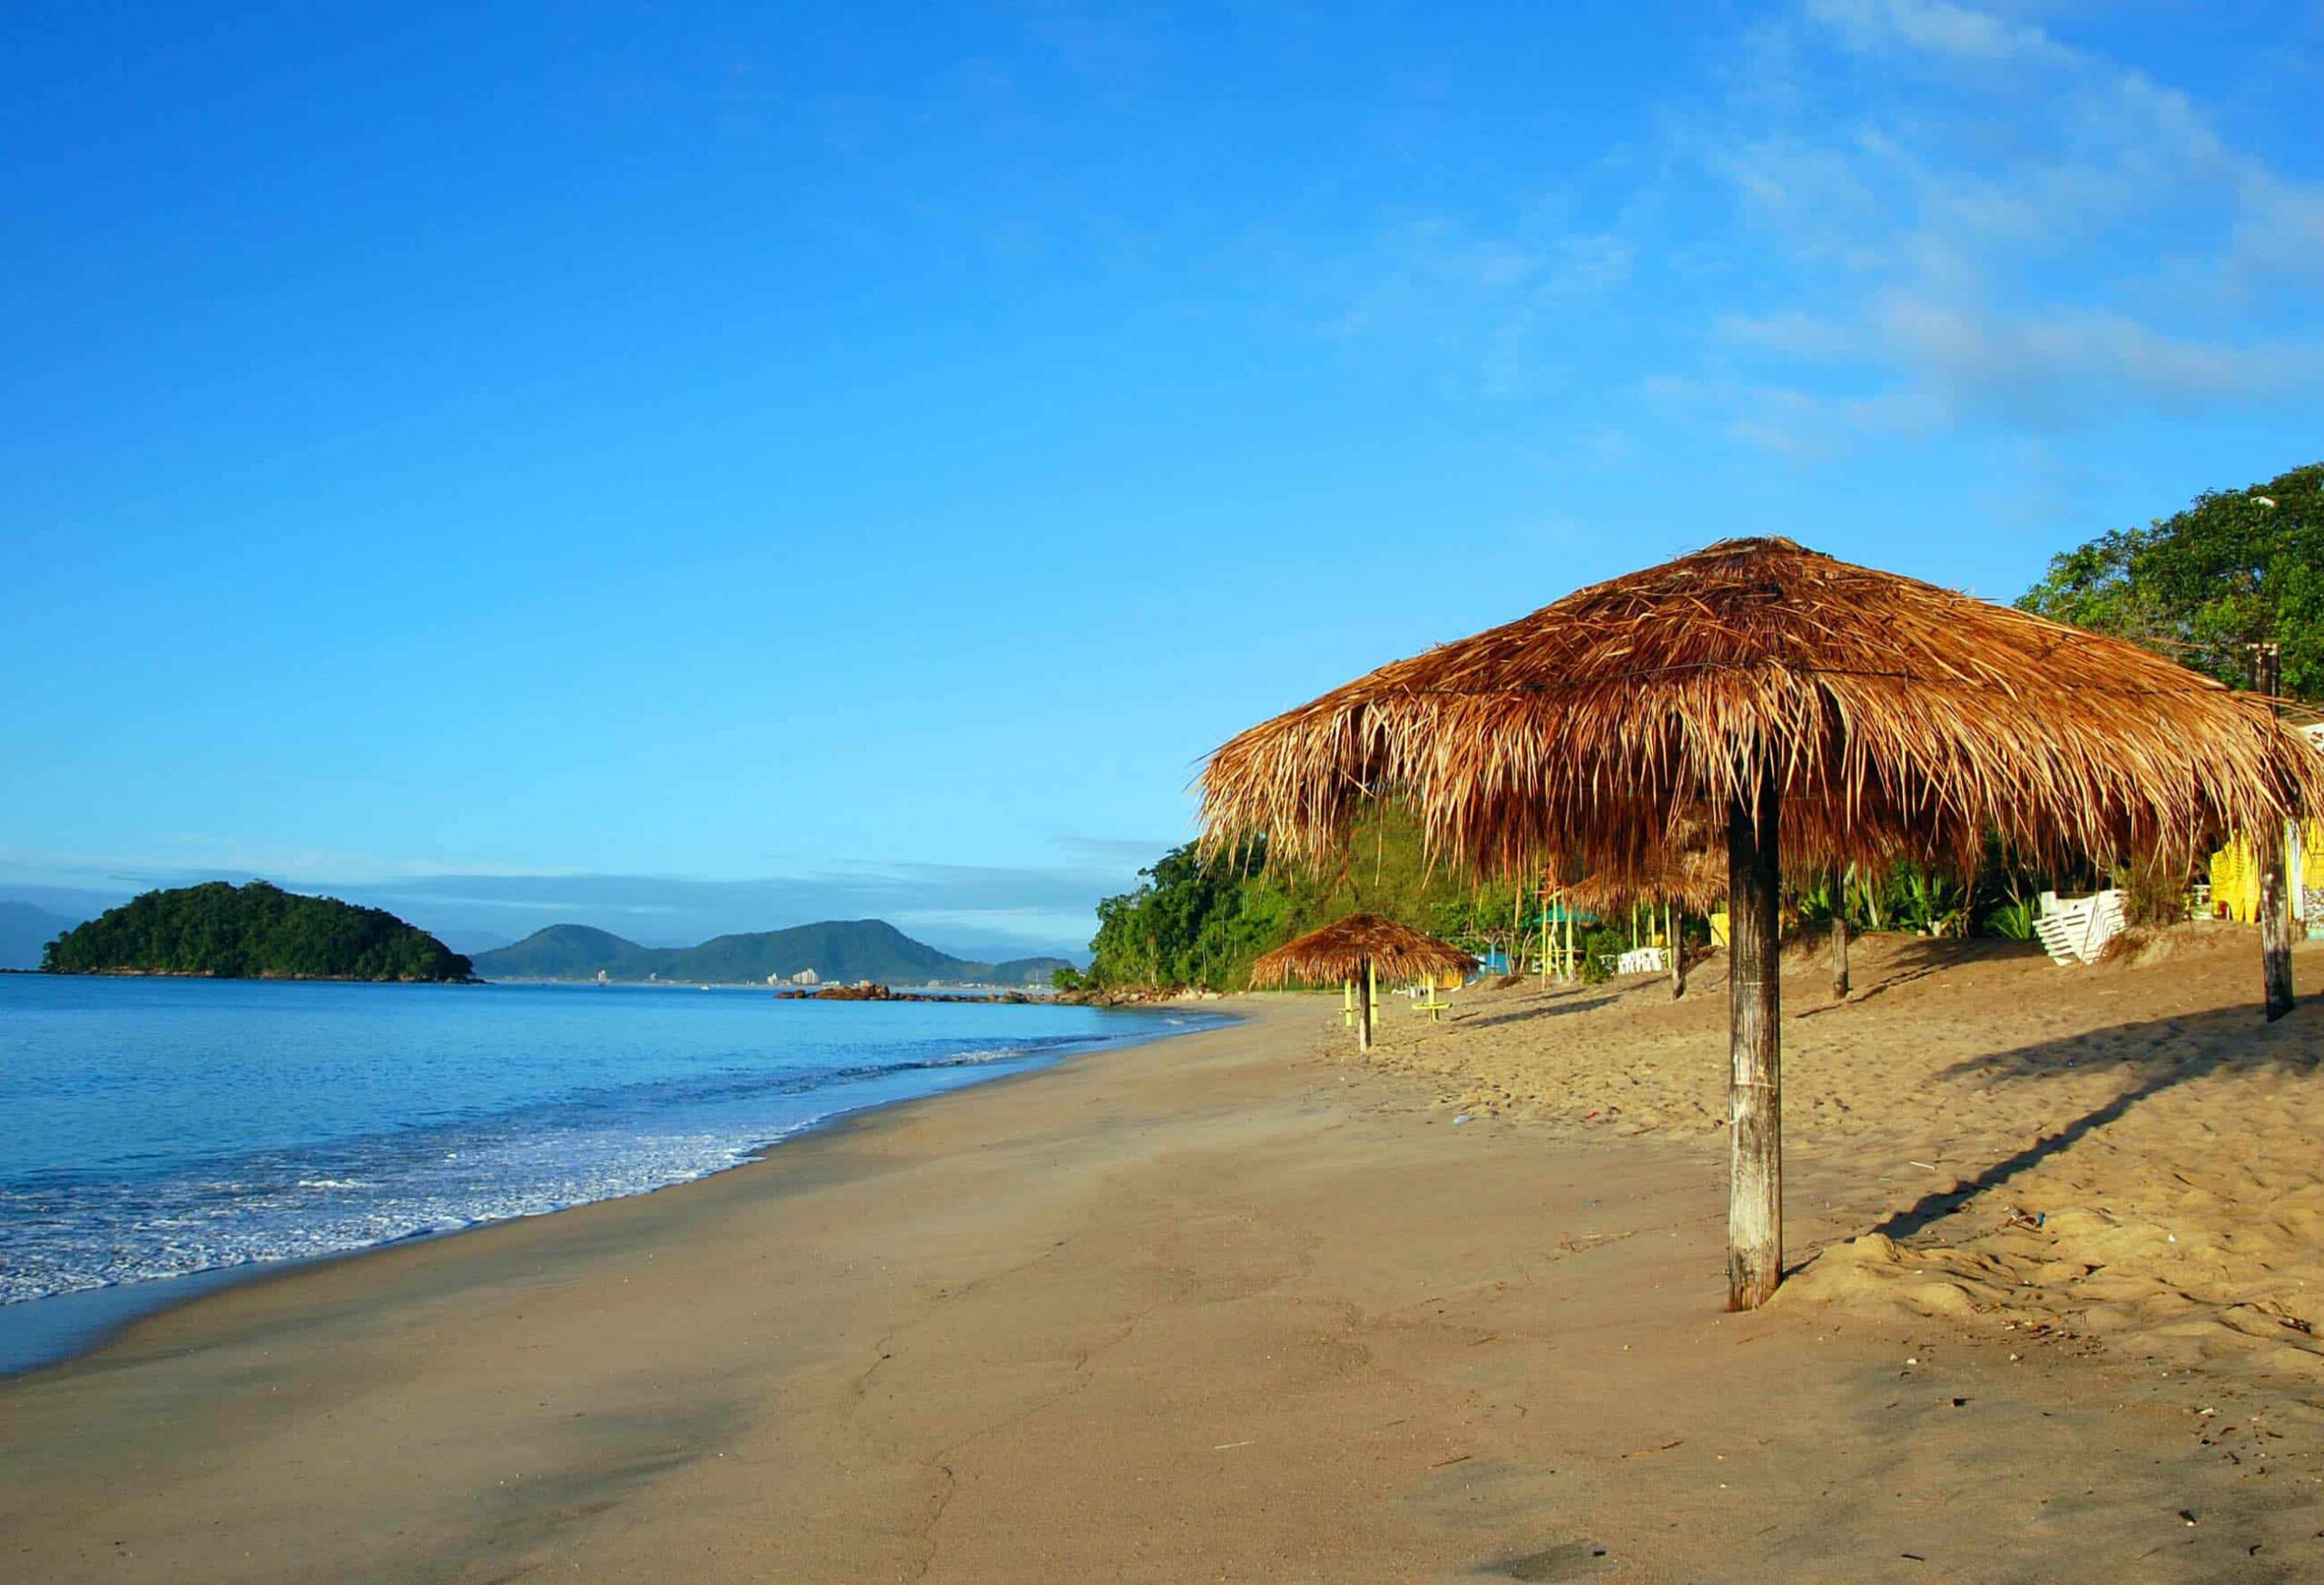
[2263, 825, 2295, 1021]
[1669, 902, 1685, 999]
[1830, 868, 1851, 999]
[1728, 763, 1784, 1312]
[1356, 959, 1375, 1052]
[1563, 898, 1576, 985]
[2256, 642, 2295, 1022]
[1343, 979, 1354, 1029]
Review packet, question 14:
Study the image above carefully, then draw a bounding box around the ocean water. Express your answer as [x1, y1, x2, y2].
[0, 975, 1216, 1369]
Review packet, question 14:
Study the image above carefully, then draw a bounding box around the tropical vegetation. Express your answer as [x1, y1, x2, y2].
[1061, 806, 1532, 993]
[43, 881, 474, 981]
[2019, 461, 2323, 694]
[1073, 462, 2322, 992]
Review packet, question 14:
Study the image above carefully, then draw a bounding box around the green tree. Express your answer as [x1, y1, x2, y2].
[1080, 805, 1537, 992]
[43, 881, 473, 981]
[2017, 462, 2324, 695]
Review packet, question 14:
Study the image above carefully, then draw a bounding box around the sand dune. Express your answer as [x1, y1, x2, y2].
[1352, 924, 2324, 1384]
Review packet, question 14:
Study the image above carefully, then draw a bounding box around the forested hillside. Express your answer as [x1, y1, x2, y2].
[44, 882, 473, 981]
[1067, 806, 1531, 994]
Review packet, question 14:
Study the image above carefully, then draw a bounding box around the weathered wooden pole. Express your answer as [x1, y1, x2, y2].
[2263, 832, 2295, 1021]
[1728, 762, 1784, 1311]
[1830, 866, 1851, 999]
[1669, 901, 1685, 999]
[2255, 643, 2295, 1022]
[1562, 897, 1576, 984]
[1356, 958, 1375, 1051]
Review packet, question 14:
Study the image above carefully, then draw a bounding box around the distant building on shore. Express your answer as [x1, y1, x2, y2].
[790, 968, 821, 986]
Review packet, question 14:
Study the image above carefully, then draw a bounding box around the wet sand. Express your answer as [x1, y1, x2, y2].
[4, 993, 2320, 1581]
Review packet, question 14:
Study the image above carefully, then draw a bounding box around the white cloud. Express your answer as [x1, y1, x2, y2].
[2236, 170, 2324, 278]
[1806, 0, 2073, 66]
[1314, 178, 1640, 397]
[1714, 310, 1863, 359]
[1873, 296, 2319, 412]
[1689, 0, 2324, 453]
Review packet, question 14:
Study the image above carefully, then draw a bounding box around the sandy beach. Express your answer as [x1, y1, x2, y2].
[1361, 927, 2324, 1384]
[6, 966, 2324, 1582]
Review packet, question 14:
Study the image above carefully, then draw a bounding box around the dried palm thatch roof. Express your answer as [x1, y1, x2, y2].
[1567, 845, 1727, 914]
[1201, 537, 2324, 889]
[1248, 913, 1476, 989]
[1561, 812, 1726, 913]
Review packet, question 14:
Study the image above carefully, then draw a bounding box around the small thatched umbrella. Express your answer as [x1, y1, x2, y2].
[1250, 913, 1477, 1053]
[1567, 835, 1725, 999]
[1203, 537, 2321, 1309]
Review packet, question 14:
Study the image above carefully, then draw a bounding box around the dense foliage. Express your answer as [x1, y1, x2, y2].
[1072, 822, 2152, 993]
[43, 881, 474, 981]
[1071, 807, 1531, 992]
[2018, 462, 2324, 695]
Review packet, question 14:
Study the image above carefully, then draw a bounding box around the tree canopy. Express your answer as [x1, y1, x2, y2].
[2018, 461, 2324, 697]
[42, 881, 475, 981]
[1073, 807, 1532, 992]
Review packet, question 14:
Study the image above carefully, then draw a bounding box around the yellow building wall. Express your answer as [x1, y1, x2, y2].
[2208, 823, 2324, 922]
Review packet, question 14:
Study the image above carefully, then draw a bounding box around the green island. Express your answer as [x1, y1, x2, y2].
[41, 881, 475, 982]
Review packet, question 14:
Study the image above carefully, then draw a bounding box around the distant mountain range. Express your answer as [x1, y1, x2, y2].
[0, 901, 82, 971]
[471, 920, 1071, 987]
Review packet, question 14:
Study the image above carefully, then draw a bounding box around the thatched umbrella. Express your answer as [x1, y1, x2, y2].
[1202, 537, 2322, 1309]
[1250, 913, 1477, 1053]
[1567, 836, 1724, 998]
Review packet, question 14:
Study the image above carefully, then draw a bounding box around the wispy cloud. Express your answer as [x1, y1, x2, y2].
[1804, 0, 2073, 68]
[1671, 0, 2324, 452]
[1318, 208, 1640, 399]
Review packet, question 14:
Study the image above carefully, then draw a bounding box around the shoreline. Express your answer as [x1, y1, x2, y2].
[0, 1002, 1234, 1379]
[8, 992, 2319, 1580]
[14, 967, 480, 983]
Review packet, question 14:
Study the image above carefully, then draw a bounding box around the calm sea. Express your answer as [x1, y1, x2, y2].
[0, 975, 1216, 1371]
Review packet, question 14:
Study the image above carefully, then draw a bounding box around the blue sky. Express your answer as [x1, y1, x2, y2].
[7, 0, 2323, 957]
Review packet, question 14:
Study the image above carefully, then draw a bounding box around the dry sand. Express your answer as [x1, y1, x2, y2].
[1362, 926, 2324, 1388]
[4, 979, 2322, 1582]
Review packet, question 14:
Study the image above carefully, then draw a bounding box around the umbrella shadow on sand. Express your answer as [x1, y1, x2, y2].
[1794, 936, 2043, 1019]
[1455, 992, 1620, 1032]
[1862, 999, 2318, 1243]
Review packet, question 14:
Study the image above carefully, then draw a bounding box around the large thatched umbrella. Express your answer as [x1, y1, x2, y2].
[1250, 913, 1477, 1053]
[1202, 537, 2321, 1310]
